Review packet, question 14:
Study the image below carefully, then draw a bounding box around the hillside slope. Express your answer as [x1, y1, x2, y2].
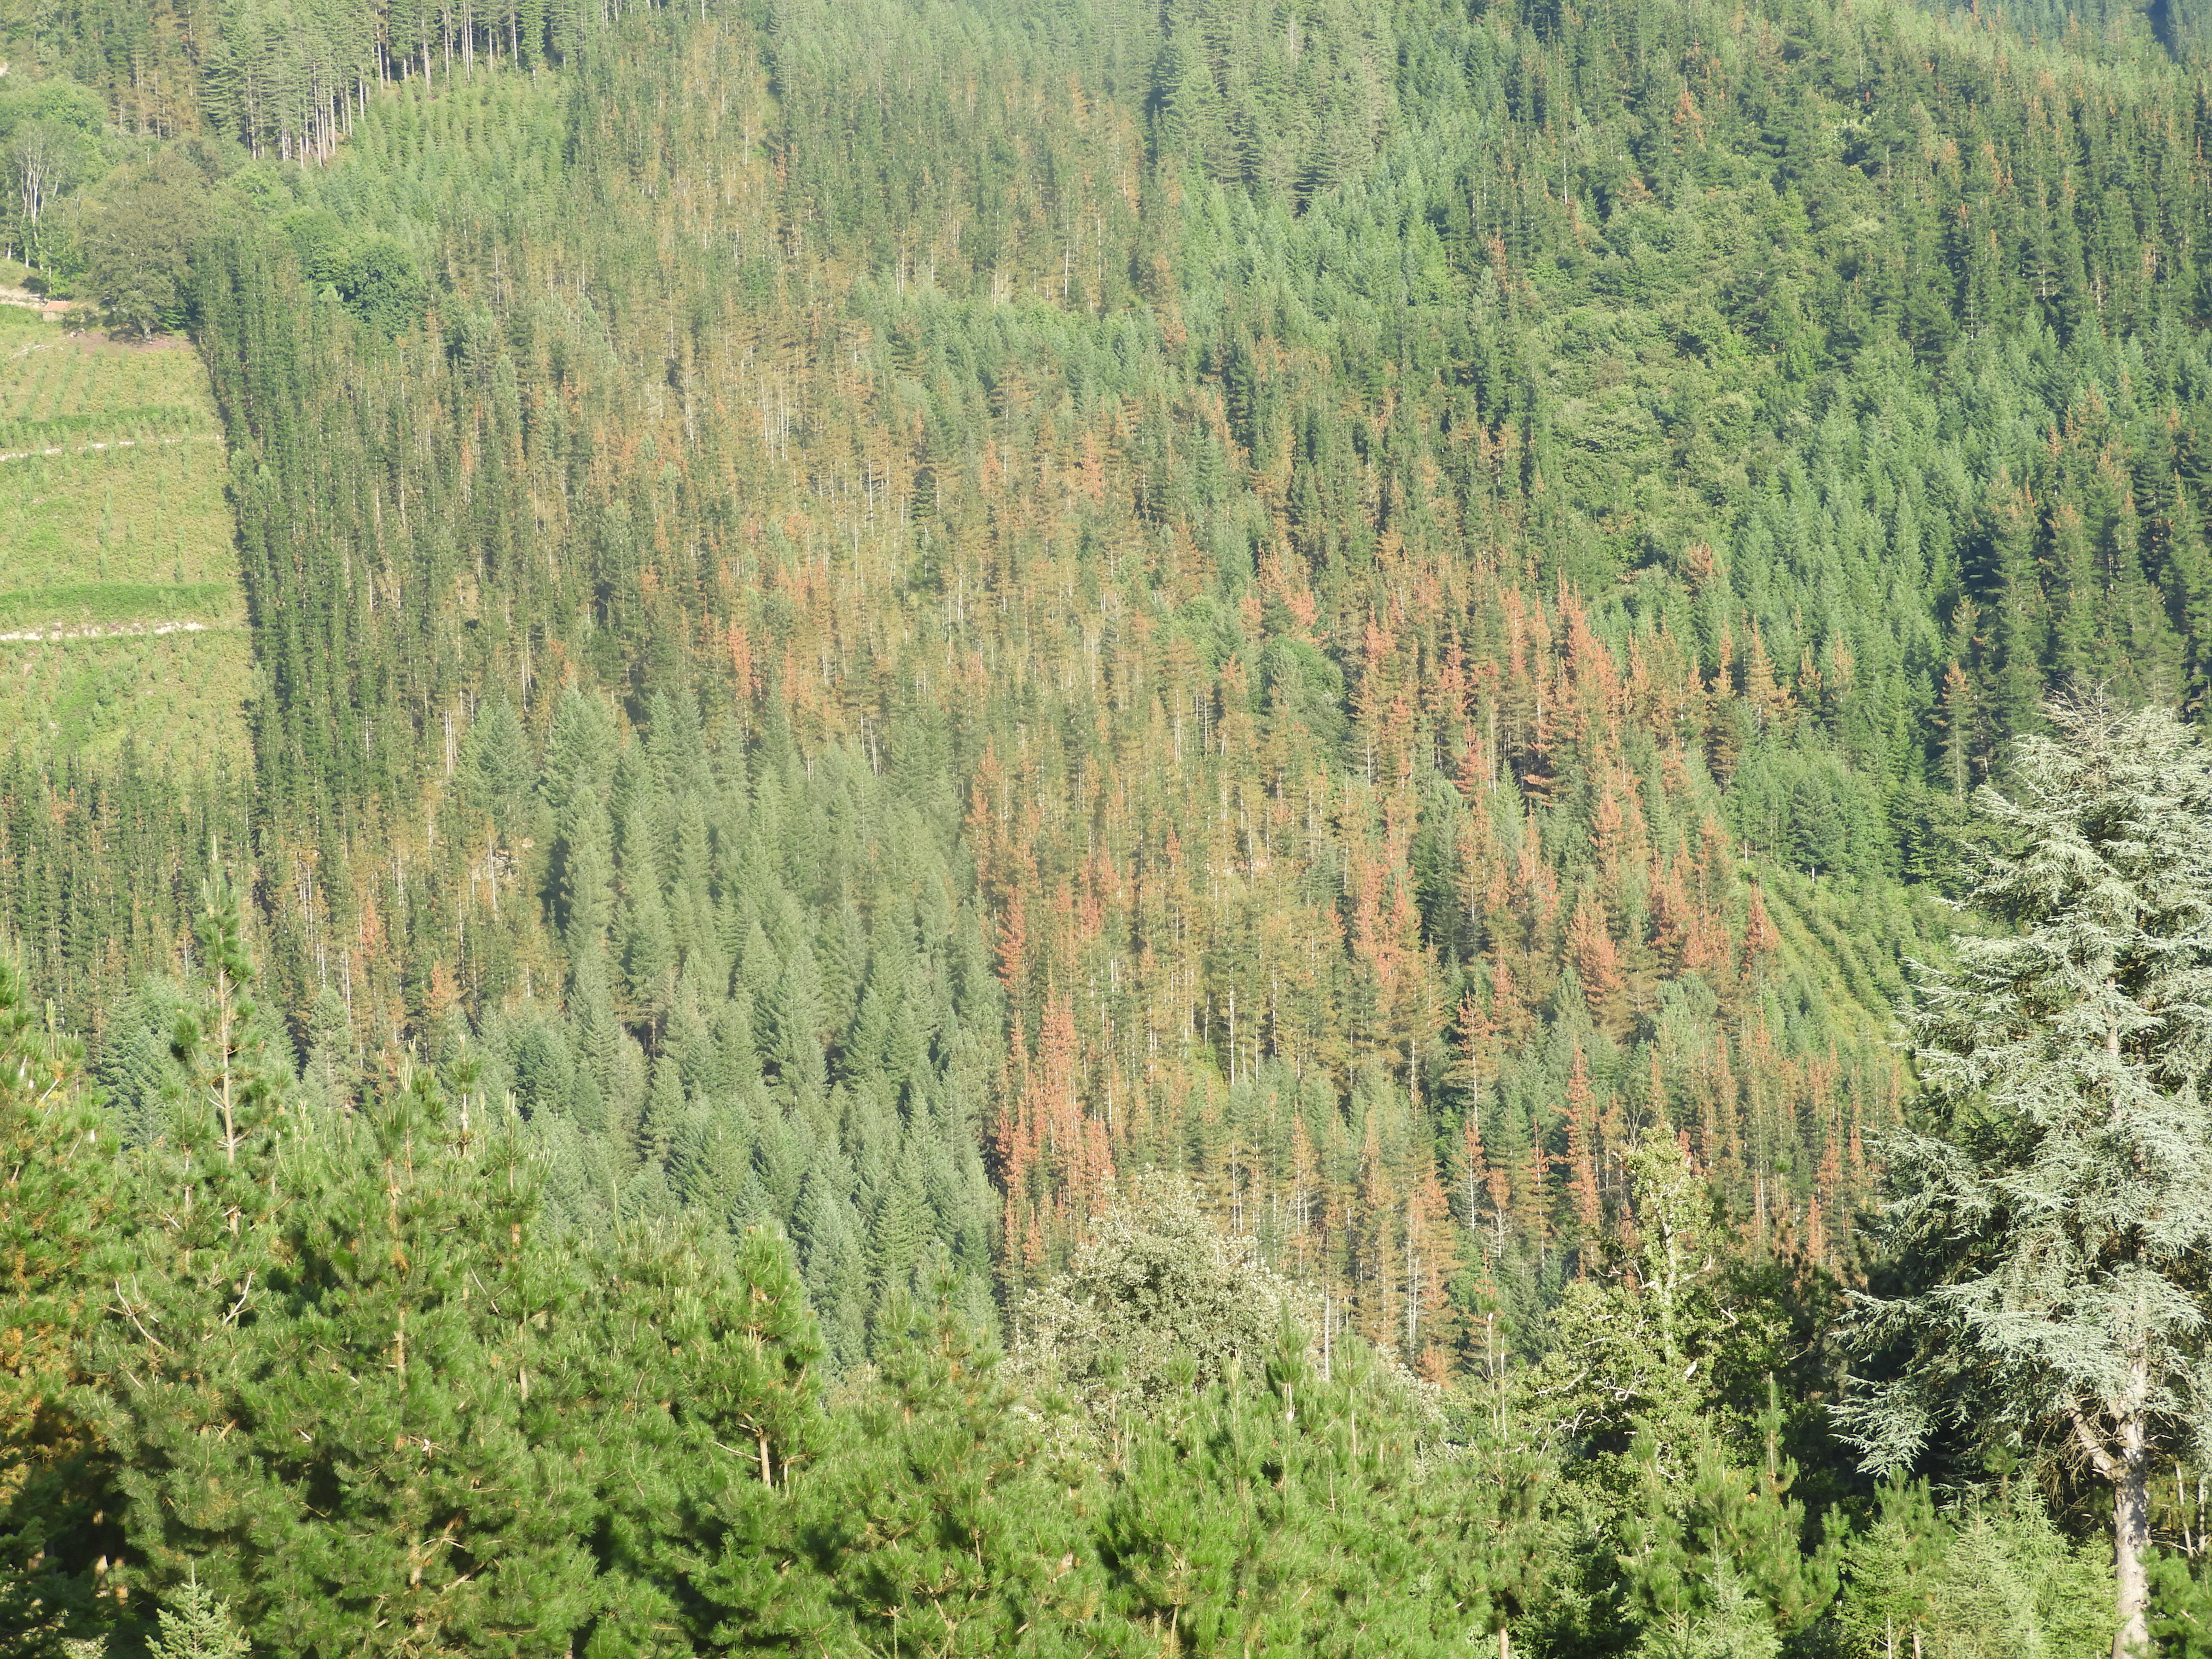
[1, 0, 2206, 1365]
[0, 303, 247, 768]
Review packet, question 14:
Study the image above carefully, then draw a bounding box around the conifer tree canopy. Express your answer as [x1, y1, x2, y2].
[1843, 694, 2212, 1659]
[20, 0, 2212, 1645]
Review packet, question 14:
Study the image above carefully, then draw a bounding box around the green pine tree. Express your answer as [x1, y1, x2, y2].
[0, 958, 122, 1657]
[146, 1573, 245, 1659]
[809, 1286, 1098, 1657]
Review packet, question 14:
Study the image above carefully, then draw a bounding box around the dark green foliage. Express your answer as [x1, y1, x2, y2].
[332, 234, 424, 333]
[270, 208, 425, 329]
[78, 166, 205, 339]
[0, 959, 120, 1657]
[561, 1224, 830, 1653]
[75, 908, 846, 1653]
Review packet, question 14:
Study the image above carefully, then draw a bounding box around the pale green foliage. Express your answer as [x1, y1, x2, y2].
[149, 1575, 247, 1659]
[1524, 1134, 1721, 1468]
[1842, 693, 2212, 1656]
[1013, 1172, 1304, 1437]
[1844, 696, 2212, 1472]
[1633, 1562, 1781, 1659]
[1835, 1483, 2113, 1659]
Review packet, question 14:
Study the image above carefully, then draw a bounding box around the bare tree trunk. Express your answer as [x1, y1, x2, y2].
[2116, 1417, 2151, 1659]
[217, 968, 236, 1164]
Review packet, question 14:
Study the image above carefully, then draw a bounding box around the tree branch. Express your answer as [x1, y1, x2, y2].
[2070, 1403, 2123, 1482]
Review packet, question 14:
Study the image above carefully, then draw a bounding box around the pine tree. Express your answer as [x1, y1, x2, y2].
[1837, 1481, 2112, 1659]
[104, 1039, 606, 1655]
[146, 1573, 246, 1659]
[809, 1286, 1095, 1657]
[1099, 1323, 1487, 1655]
[573, 1224, 830, 1653]
[0, 959, 121, 1655]
[1615, 1375, 1840, 1647]
[93, 883, 296, 1617]
[1631, 1560, 1781, 1659]
[166, 882, 282, 1171]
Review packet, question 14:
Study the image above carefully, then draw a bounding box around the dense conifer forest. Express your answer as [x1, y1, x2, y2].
[11, 0, 2212, 1651]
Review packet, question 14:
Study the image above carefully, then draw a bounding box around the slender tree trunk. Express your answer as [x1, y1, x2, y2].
[218, 969, 236, 1164]
[2116, 1414, 2151, 1659]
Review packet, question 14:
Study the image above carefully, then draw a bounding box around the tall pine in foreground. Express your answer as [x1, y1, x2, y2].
[1842, 695, 2212, 1659]
[79, 888, 850, 1654]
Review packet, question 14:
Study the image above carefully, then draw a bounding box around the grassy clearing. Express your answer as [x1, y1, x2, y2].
[0, 441, 239, 592]
[0, 311, 247, 766]
[0, 311, 219, 423]
[0, 583, 236, 629]
[0, 627, 253, 769]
